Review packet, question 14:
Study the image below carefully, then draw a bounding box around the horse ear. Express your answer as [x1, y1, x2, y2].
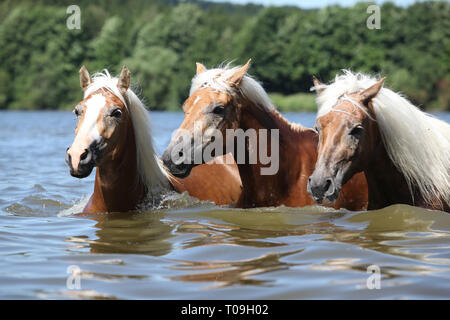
[117, 66, 130, 95]
[79, 66, 92, 91]
[312, 76, 325, 95]
[196, 62, 207, 75]
[228, 59, 251, 87]
[361, 77, 385, 104]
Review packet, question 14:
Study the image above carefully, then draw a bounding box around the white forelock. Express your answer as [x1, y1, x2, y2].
[315, 70, 450, 207]
[84, 70, 170, 195]
[189, 63, 275, 112]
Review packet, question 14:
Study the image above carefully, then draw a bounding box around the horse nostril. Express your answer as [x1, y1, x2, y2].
[80, 149, 88, 161]
[324, 179, 332, 192]
[80, 149, 89, 161]
[178, 151, 183, 157]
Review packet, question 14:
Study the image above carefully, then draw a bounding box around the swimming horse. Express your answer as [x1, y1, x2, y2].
[162, 60, 368, 210]
[308, 70, 450, 212]
[65, 66, 242, 213]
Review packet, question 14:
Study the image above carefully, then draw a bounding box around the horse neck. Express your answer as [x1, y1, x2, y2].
[235, 100, 317, 207]
[88, 123, 147, 213]
[363, 123, 418, 209]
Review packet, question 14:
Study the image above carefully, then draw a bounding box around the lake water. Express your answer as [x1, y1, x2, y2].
[1, 110, 449, 299]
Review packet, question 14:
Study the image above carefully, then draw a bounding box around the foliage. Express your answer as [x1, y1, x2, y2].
[269, 93, 316, 112]
[0, 0, 448, 111]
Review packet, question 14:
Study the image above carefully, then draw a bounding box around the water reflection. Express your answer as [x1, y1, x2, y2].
[330, 205, 450, 262]
[68, 211, 175, 256]
[64, 202, 450, 295]
[2, 111, 450, 298]
[170, 249, 304, 289]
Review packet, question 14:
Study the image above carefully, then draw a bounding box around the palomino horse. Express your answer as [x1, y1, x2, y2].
[162, 60, 368, 210]
[308, 70, 450, 212]
[65, 66, 242, 213]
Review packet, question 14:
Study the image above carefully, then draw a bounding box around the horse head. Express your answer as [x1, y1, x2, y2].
[66, 66, 132, 178]
[162, 60, 251, 178]
[307, 77, 385, 203]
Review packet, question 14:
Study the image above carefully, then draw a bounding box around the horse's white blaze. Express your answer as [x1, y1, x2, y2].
[70, 93, 106, 169]
[78, 93, 105, 143]
[83, 70, 170, 195]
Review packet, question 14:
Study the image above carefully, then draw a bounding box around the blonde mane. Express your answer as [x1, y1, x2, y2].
[84, 70, 170, 196]
[190, 63, 275, 111]
[315, 70, 450, 207]
[190, 62, 305, 131]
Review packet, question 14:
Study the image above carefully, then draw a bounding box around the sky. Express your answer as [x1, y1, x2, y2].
[206, 0, 426, 9]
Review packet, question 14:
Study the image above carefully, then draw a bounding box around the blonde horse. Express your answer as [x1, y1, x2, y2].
[66, 66, 241, 213]
[308, 71, 450, 211]
[162, 61, 368, 209]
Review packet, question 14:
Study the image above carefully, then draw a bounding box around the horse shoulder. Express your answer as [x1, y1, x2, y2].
[171, 155, 242, 205]
[82, 192, 107, 214]
[283, 129, 319, 207]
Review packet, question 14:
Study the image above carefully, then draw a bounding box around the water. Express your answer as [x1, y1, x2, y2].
[0, 110, 449, 299]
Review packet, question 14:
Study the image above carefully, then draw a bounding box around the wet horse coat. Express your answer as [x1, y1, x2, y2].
[308, 71, 450, 212]
[66, 66, 241, 213]
[162, 61, 368, 210]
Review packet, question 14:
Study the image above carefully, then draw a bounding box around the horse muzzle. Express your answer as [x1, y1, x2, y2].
[66, 146, 95, 178]
[161, 148, 197, 178]
[307, 174, 340, 204]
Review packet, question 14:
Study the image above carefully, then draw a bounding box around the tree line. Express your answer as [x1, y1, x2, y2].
[0, 0, 448, 111]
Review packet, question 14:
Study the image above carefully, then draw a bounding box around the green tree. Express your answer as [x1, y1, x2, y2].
[89, 16, 127, 71]
[122, 46, 179, 110]
[0, 0, 448, 110]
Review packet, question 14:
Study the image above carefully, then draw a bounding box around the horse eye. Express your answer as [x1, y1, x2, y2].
[73, 108, 81, 117]
[110, 109, 122, 118]
[212, 105, 225, 115]
[350, 126, 363, 137]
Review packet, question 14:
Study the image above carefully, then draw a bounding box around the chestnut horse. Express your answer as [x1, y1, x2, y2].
[65, 66, 241, 213]
[308, 70, 450, 212]
[162, 61, 368, 210]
